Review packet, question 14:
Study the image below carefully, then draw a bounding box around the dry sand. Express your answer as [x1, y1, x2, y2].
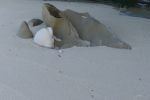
[0, 0, 150, 100]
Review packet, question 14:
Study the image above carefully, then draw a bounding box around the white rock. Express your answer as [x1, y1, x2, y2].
[33, 27, 54, 48]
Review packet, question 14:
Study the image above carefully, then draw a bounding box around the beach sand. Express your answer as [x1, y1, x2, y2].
[0, 0, 150, 100]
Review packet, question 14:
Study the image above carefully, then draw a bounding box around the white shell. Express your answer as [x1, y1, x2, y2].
[33, 27, 54, 48]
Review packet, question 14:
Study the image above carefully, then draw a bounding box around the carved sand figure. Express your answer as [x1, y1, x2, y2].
[18, 3, 131, 49]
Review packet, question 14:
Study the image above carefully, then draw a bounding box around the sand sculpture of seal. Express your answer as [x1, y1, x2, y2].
[18, 3, 131, 49]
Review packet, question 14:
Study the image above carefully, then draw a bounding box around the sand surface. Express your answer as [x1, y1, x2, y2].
[0, 0, 150, 100]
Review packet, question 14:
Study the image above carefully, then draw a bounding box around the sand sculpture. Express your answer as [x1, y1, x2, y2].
[18, 3, 131, 49]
